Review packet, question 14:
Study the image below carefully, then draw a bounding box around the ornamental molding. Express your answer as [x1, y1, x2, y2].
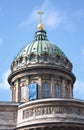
[22, 103, 84, 120]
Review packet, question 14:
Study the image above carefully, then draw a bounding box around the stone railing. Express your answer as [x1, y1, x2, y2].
[17, 98, 84, 129]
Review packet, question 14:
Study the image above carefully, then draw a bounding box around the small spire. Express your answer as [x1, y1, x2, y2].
[37, 11, 44, 30]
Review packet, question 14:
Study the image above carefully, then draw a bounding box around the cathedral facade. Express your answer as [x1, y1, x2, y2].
[0, 21, 84, 130]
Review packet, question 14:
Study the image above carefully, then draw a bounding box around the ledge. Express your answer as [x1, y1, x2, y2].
[17, 98, 84, 128]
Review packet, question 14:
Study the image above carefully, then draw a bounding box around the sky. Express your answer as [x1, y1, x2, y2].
[0, 0, 84, 101]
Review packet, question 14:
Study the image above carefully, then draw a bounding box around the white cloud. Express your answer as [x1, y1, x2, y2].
[0, 69, 11, 89]
[20, 0, 84, 32]
[73, 80, 84, 100]
[19, 0, 65, 30]
[39, 0, 64, 29]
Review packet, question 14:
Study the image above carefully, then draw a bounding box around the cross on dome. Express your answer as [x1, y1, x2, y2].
[37, 11, 44, 30]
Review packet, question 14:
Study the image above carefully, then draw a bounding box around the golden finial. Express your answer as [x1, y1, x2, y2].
[37, 11, 44, 30]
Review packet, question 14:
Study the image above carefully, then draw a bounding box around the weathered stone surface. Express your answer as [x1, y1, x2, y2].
[16, 99, 84, 129]
[0, 102, 19, 130]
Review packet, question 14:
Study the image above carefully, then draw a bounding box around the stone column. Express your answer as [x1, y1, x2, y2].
[61, 78, 66, 98]
[38, 75, 42, 99]
[69, 83, 73, 98]
[10, 86, 13, 101]
[11, 85, 16, 102]
[26, 77, 29, 101]
[51, 77, 54, 97]
[16, 79, 20, 102]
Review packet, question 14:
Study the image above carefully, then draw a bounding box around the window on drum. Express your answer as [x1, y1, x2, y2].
[54, 84, 61, 98]
[28, 83, 38, 101]
[42, 83, 50, 98]
[21, 86, 27, 100]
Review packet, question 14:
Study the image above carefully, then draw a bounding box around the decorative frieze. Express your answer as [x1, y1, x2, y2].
[23, 105, 84, 119]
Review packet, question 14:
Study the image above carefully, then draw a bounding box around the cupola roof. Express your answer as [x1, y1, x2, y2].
[11, 11, 72, 72]
[11, 28, 72, 72]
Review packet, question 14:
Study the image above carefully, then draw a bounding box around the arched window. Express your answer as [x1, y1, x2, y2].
[54, 84, 61, 98]
[55, 55, 59, 63]
[19, 57, 23, 63]
[42, 83, 50, 98]
[30, 55, 35, 62]
[43, 56, 48, 61]
[43, 54, 49, 62]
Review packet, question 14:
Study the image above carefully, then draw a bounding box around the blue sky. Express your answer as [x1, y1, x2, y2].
[0, 0, 84, 101]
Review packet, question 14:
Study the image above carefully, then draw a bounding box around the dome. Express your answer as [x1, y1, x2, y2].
[8, 25, 75, 104]
[11, 29, 72, 72]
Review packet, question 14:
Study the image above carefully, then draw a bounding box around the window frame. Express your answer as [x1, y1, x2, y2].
[42, 82, 50, 98]
[21, 85, 27, 100]
[54, 84, 61, 98]
[30, 54, 35, 62]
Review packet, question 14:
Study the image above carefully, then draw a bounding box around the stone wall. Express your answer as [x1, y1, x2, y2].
[0, 102, 19, 130]
[9, 65, 75, 102]
[17, 99, 84, 129]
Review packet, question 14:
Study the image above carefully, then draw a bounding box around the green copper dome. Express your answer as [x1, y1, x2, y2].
[11, 30, 72, 72]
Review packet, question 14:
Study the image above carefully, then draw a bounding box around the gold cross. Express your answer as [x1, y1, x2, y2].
[38, 11, 44, 24]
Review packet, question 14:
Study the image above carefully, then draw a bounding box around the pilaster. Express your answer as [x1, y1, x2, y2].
[61, 78, 66, 98]
[38, 75, 42, 99]
[51, 77, 54, 97]
[26, 77, 29, 101]
[10, 86, 12, 101]
[16, 79, 20, 102]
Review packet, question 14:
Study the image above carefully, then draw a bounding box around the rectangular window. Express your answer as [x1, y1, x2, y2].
[42, 83, 50, 98]
[54, 85, 60, 98]
[21, 86, 26, 100]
